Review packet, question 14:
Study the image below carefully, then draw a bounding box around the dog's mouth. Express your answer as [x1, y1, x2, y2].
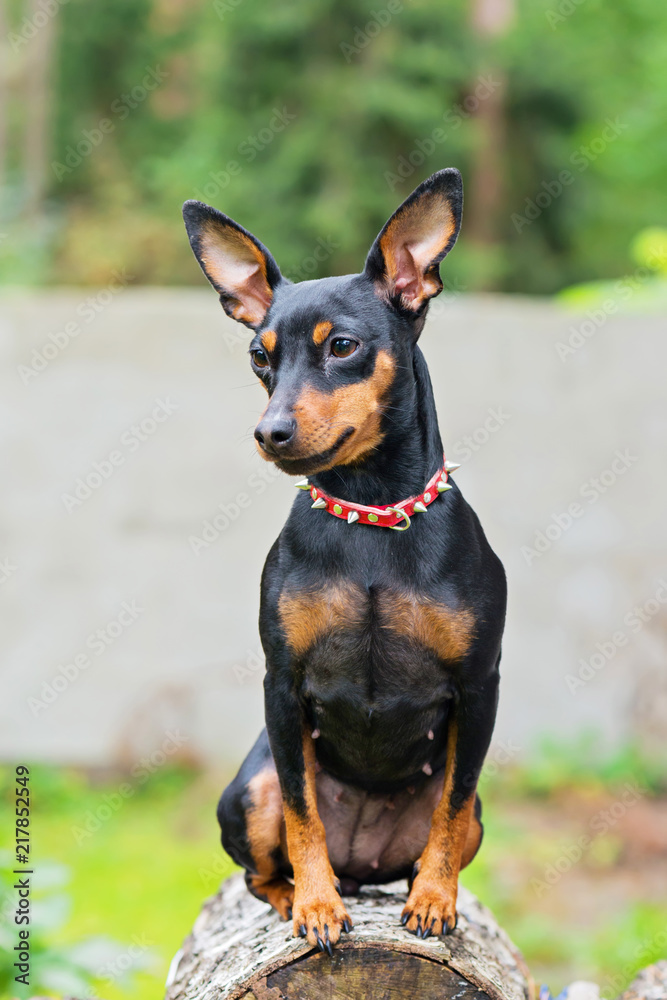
[270, 427, 356, 476]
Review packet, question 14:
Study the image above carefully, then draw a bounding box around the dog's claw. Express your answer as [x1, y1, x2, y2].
[287, 907, 292, 921]
[315, 929, 326, 952]
[323, 925, 333, 957]
[442, 918, 450, 936]
[342, 919, 352, 934]
[401, 912, 409, 926]
[299, 923, 307, 938]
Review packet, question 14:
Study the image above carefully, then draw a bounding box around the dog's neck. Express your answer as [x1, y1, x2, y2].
[308, 346, 444, 507]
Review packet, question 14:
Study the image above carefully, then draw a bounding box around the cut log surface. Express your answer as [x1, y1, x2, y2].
[165, 872, 535, 1000]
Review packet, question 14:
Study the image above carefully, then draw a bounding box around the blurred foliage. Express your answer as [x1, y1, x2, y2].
[0, 851, 154, 999]
[1, 745, 666, 998]
[558, 224, 667, 310]
[494, 732, 667, 798]
[0, 762, 233, 1000]
[1, 0, 666, 291]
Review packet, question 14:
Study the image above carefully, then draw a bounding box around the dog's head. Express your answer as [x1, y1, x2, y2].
[183, 169, 462, 476]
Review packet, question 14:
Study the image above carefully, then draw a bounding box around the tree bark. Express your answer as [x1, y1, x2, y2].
[21, 0, 57, 220]
[165, 873, 535, 1000]
[620, 963, 667, 1000]
[465, 0, 516, 288]
[0, 1, 6, 194]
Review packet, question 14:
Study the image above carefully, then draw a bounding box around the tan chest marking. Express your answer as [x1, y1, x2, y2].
[278, 582, 366, 658]
[377, 591, 475, 662]
[279, 583, 474, 662]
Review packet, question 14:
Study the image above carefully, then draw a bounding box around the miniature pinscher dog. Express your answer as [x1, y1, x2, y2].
[182, 168, 506, 953]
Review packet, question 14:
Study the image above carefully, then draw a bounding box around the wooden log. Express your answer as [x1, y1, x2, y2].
[165, 872, 536, 1000]
[620, 962, 667, 1000]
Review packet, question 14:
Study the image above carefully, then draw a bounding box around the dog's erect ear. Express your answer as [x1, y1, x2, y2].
[182, 200, 282, 330]
[364, 168, 463, 313]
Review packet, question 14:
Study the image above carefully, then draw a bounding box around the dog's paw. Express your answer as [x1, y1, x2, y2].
[292, 885, 352, 954]
[400, 873, 457, 939]
[254, 876, 295, 921]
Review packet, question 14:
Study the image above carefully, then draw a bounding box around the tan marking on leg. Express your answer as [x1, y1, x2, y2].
[247, 874, 294, 919]
[245, 766, 293, 918]
[261, 329, 277, 353]
[284, 728, 352, 946]
[312, 320, 333, 345]
[378, 592, 475, 662]
[402, 719, 474, 935]
[278, 582, 365, 657]
[461, 801, 483, 868]
[246, 766, 284, 873]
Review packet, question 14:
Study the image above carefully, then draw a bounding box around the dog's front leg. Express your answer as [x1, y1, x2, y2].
[402, 658, 500, 938]
[264, 668, 352, 952]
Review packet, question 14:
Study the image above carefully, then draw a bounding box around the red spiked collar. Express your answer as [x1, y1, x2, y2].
[294, 455, 459, 531]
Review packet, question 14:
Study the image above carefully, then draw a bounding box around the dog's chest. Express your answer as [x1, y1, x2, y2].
[278, 580, 472, 784]
[279, 579, 473, 678]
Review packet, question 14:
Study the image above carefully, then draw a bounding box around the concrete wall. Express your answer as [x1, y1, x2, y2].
[2, 288, 666, 769]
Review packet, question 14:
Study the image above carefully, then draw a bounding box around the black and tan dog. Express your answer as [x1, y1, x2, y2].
[182, 168, 506, 953]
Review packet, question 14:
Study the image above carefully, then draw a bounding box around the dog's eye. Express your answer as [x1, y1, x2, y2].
[251, 349, 269, 369]
[331, 338, 357, 359]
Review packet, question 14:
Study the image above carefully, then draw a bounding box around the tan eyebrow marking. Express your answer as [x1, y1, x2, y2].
[261, 329, 277, 352]
[312, 321, 333, 346]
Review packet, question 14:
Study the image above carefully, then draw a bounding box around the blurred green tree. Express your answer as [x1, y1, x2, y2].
[0, 0, 665, 291]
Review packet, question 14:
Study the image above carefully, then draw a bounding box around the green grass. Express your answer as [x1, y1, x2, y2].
[1, 765, 235, 1000]
[1, 744, 666, 999]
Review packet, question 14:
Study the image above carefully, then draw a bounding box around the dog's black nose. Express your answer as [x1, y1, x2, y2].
[255, 416, 296, 453]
